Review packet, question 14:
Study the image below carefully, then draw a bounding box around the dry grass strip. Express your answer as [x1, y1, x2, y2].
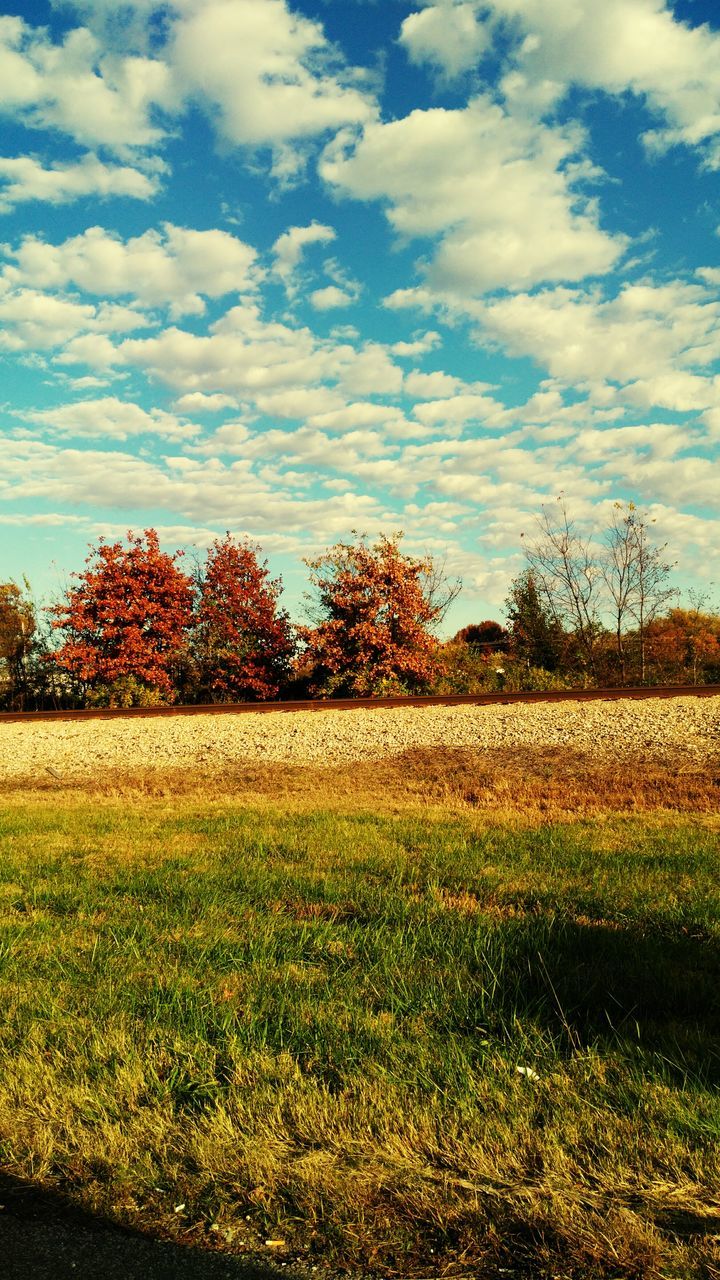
[4, 747, 718, 822]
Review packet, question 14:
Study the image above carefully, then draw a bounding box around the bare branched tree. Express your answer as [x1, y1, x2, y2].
[521, 497, 602, 675]
[622, 507, 677, 682]
[523, 499, 677, 683]
[420, 553, 462, 629]
[602, 503, 639, 683]
[685, 587, 717, 685]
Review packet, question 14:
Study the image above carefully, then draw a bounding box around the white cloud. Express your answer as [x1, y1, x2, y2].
[336, 343, 403, 397]
[86, 302, 406, 404]
[390, 330, 442, 357]
[606, 455, 720, 509]
[321, 97, 625, 296]
[622, 373, 720, 414]
[412, 391, 504, 428]
[0, 1, 377, 174]
[404, 370, 465, 398]
[0, 510, 91, 527]
[309, 284, 354, 310]
[168, 0, 375, 152]
[172, 392, 239, 414]
[190, 421, 251, 455]
[0, 434, 386, 534]
[307, 402, 410, 433]
[2, 223, 260, 317]
[0, 2, 714, 624]
[17, 396, 198, 441]
[0, 289, 147, 351]
[491, 0, 720, 164]
[572, 421, 694, 464]
[390, 431, 600, 507]
[0, 15, 173, 150]
[399, 1, 720, 164]
[0, 153, 160, 212]
[272, 222, 336, 295]
[64, 374, 113, 390]
[113, 308, 331, 392]
[243, 423, 392, 468]
[54, 333, 120, 368]
[399, 2, 489, 79]
[53, 1, 167, 53]
[476, 280, 720, 408]
[252, 386, 344, 419]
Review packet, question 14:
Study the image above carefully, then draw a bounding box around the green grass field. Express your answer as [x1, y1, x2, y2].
[1, 773, 720, 1277]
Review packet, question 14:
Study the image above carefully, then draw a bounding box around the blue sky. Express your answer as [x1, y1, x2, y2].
[0, 0, 719, 632]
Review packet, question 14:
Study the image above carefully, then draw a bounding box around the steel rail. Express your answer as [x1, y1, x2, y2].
[0, 684, 718, 724]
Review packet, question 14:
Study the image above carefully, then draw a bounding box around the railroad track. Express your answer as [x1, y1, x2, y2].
[1, 684, 718, 724]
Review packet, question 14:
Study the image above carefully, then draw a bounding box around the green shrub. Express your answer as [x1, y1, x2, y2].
[85, 675, 167, 708]
[432, 643, 581, 694]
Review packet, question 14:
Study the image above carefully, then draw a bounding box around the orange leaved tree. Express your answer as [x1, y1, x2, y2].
[51, 530, 194, 703]
[193, 534, 295, 701]
[644, 605, 720, 685]
[0, 581, 36, 709]
[301, 532, 458, 696]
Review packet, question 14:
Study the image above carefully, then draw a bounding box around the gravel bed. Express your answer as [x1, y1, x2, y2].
[0, 696, 719, 783]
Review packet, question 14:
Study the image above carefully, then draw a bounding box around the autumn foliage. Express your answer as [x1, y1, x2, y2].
[3, 511, 717, 711]
[52, 530, 194, 701]
[452, 620, 510, 654]
[0, 582, 36, 707]
[301, 533, 443, 695]
[194, 535, 294, 701]
[645, 608, 720, 683]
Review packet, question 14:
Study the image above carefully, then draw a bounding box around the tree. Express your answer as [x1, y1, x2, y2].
[520, 498, 602, 674]
[420, 552, 463, 625]
[51, 530, 193, 702]
[0, 581, 36, 708]
[301, 532, 452, 696]
[452, 620, 510, 655]
[601, 503, 638, 683]
[505, 570, 565, 672]
[645, 600, 720, 685]
[602, 503, 677, 683]
[193, 535, 295, 701]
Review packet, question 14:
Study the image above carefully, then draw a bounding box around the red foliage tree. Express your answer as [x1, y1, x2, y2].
[301, 532, 447, 696]
[51, 530, 193, 701]
[452, 620, 510, 654]
[194, 535, 294, 701]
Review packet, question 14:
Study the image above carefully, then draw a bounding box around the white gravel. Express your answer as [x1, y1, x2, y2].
[1, 695, 719, 782]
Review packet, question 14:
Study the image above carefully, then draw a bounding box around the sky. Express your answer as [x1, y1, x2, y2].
[0, 0, 719, 633]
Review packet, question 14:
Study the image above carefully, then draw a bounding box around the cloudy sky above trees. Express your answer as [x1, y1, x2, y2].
[0, 0, 718, 628]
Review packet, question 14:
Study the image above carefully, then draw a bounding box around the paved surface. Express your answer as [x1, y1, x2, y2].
[0, 1175, 307, 1280]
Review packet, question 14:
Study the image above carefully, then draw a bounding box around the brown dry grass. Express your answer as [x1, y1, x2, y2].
[5, 746, 719, 822]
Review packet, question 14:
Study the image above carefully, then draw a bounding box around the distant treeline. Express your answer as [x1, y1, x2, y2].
[1, 502, 718, 709]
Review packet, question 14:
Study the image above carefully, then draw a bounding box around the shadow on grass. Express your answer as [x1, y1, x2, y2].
[3, 912, 720, 1277]
[0, 1171, 302, 1280]
[492, 914, 720, 1083]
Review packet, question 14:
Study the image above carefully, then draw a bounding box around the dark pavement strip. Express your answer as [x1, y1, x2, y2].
[0, 1174, 310, 1280]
